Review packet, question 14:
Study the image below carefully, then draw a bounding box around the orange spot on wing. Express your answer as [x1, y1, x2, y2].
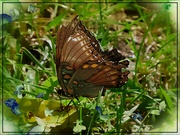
[90, 63, 98, 68]
[82, 64, 89, 69]
[64, 75, 71, 79]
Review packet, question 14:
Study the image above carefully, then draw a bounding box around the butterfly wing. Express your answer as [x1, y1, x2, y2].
[56, 15, 129, 97]
[56, 28, 104, 95]
[67, 60, 129, 97]
[56, 16, 85, 94]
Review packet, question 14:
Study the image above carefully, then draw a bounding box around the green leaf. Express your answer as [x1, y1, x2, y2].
[160, 87, 173, 111]
[100, 114, 109, 121]
[37, 76, 58, 99]
[46, 14, 66, 31]
[151, 110, 160, 115]
[159, 101, 166, 111]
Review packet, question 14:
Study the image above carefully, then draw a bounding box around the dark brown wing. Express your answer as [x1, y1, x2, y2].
[56, 16, 102, 58]
[59, 30, 104, 69]
[56, 29, 104, 95]
[68, 61, 129, 97]
[56, 15, 129, 97]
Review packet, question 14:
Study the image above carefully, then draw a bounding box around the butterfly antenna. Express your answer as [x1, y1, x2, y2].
[74, 95, 80, 109]
[66, 97, 79, 125]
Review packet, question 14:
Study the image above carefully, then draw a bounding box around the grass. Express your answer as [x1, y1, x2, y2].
[1, 1, 178, 134]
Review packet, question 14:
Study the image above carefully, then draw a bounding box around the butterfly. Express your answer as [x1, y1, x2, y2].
[56, 15, 130, 97]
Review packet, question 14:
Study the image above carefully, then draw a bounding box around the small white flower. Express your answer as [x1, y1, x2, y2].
[73, 120, 86, 133]
[44, 109, 54, 117]
[122, 104, 139, 123]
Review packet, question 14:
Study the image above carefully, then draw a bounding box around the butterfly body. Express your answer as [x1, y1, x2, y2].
[56, 16, 129, 97]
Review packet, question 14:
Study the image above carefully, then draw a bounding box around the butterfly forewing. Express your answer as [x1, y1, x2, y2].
[61, 30, 103, 69]
[65, 16, 103, 54]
